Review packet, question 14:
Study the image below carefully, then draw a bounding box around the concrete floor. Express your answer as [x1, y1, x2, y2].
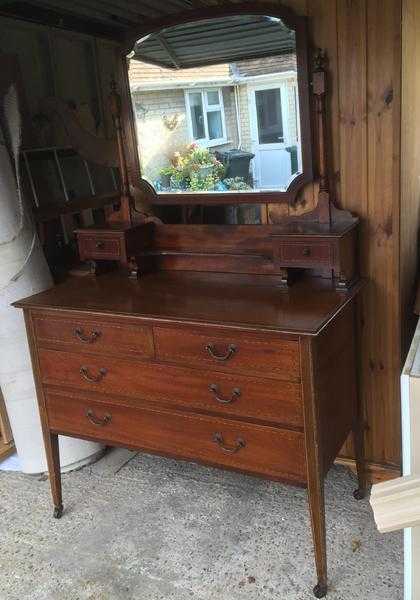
[0, 449, 403, 600]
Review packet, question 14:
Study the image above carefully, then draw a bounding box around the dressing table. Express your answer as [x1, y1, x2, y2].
[15, 5, 366, 598]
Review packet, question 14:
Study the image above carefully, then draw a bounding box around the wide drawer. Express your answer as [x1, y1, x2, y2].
[38, 349, 303, 428]
[33, 312, 154, 359]
[45, 391, 306, 483]
[154, 326, 300, 381]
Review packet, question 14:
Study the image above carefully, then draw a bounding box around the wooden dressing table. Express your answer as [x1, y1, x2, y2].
[15, 6, 366, 598]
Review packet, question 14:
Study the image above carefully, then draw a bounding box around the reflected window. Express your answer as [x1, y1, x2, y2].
[255, 88, 284, 144]
[186, 88, 226, 146]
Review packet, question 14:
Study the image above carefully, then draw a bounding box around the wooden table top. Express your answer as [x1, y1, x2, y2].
[14, 272, 363, 336]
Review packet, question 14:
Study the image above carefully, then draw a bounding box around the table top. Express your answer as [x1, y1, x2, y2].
[14, 271, 362, 336]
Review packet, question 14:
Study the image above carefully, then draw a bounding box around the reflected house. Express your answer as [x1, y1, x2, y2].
[129, 54, 299, 192]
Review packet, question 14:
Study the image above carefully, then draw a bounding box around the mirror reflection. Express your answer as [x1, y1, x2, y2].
[129, 15, 301, 198]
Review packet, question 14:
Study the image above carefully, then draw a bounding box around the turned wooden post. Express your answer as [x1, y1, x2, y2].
[312, 49, 331, 225]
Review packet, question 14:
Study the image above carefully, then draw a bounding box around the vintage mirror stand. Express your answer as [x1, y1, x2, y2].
[15, 5, 365, 598]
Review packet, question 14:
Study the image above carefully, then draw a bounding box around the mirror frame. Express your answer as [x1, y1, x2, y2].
[123, 2, 314, 206]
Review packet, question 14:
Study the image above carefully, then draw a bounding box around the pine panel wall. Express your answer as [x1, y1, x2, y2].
[270, 0, 405, 480]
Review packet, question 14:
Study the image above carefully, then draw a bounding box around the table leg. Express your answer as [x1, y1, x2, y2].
[45, 431, 63, 519]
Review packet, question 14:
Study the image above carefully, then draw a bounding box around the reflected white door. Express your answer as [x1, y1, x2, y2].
[249, 82, 296, 190]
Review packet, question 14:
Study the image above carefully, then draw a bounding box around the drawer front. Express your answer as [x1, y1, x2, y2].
[34, 313, 154, 359]
[38, 349, 303, 427]
[154, 327, 300, 382]
[45, 391, 306, 483]
[79, 236, 121, 260]
[276, 241, 333, 267]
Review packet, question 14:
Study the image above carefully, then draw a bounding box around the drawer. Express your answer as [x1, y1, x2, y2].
[33, 313, 154, 359]
[38, 349, 303, 428]
[154, 327, 300, 381]
[45, 391, 306, 483]
[78, 235, 122, 260]
[275, 240, 333, 267]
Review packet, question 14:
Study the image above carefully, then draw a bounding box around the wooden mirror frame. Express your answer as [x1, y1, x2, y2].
[122, 2, 314, 207]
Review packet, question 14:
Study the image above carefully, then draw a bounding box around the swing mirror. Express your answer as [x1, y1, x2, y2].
[126, 4, 314, 222]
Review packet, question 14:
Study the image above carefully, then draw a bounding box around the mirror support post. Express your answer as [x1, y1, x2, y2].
[106, 80, 135, 226]
[313, 49, 331, 225]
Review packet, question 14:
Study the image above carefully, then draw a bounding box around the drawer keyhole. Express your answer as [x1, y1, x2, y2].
[95, 241, 105, 249]
[302, 247, 311, 257]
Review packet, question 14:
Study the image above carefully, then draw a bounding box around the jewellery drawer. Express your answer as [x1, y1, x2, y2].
[78, 235, 122, 260]
[38, 349, 303, 427]
[45, 391, 306, 483]
[274, 240, 333, 268]
[154, 327, 300, 382]
[33, 312, 154, 358]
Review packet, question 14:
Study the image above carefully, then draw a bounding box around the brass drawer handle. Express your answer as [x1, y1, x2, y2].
[213, 432, 246, 454]
[95, 241, 105, 249]
[86, 409, 111, 427]
[205, 343, 237, 361]
[80, 366, 107, 383]
[74, 327, 101, 344]
[209, 384, 241, 405]
[302, 247, 311, 256]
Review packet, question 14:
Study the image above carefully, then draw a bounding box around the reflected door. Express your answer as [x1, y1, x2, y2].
[249, 82, 294, 190]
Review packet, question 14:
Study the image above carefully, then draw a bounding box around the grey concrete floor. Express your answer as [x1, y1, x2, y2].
[0, 449, 403, 600]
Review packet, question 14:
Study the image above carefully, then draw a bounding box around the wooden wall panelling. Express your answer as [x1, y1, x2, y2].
[277, 0, 403, 478]
[334, 0, 368, 461]
[365, 0, 402, 468]
[401, 0, 420, 361]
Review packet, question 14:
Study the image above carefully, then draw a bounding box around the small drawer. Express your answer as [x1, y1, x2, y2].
[275, 240, 333, 267]
[154, 326, 300, 382]
[78, 236, 122, 260]
[45, 391, 306, 483]
[33, 312, 154, 359]
[38, 349, 303, 428]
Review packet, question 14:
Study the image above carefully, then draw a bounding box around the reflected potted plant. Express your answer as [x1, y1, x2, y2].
[164, 143, 226, 191]
[159, 166, 175, 189]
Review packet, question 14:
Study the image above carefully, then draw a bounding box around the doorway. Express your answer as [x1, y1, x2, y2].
[248, 80, 300, 190]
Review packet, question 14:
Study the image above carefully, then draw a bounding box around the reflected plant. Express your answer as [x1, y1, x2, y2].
[223, 177, 252, 191]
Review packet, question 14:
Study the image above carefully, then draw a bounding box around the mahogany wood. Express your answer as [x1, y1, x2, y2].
[14, 272, 363, 336]
[16, 270, 365, 598]
[33, 311, 154, 358]
[45, 390, 307, 483]
[154, 326, 300, 381]
[37, 348, 303, 428]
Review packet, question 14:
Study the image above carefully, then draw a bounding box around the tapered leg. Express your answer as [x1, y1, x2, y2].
[307, 474, 328, 598]
[44, 431, 63, 518]
[300, 337, 328, 598]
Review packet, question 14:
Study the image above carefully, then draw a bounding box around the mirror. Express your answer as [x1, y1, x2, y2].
[126, 6, 313, 222]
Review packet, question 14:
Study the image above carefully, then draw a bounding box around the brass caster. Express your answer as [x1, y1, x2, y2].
[313, 583, 328, 598]
[53, 504, 63, 519]
[353, 488, 366, 501]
